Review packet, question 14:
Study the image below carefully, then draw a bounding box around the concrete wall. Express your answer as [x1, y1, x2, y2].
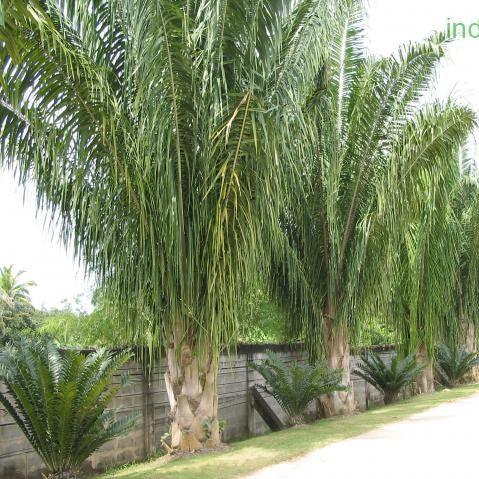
[0, 345, 396, 479]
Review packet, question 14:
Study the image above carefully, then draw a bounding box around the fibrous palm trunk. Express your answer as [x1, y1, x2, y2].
[416, 342, 434, 394]
[165, 343, 220, 452]
[462, 316, 479, 382]
[319, 319, 355, 417]
[383, 391, 399, 405]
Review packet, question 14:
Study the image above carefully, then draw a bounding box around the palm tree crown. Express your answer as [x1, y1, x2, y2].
[0, 265, 35, 306]
[0, 0, 345, 353]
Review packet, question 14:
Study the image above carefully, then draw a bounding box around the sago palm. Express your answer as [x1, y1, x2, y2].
[270, 0, 475, 415]
[249, 350, 345, 425]
[0, 0, 346, 450]
[354, 352, 423, 404]
[435, 343, 479, 388]
[0, 339, 138, 479]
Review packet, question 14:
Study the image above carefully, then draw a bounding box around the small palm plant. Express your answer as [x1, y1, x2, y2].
[435, 343, 479, 388]
[354, 352, 423, 404]
[0, 339, 139, 479]
[249, 350, 346, 425]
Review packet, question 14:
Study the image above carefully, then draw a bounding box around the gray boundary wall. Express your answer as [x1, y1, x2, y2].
[0, 344, 396, 479]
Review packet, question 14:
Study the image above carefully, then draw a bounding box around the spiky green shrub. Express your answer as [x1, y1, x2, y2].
[354, 352, 423, 404]
[435, 343, 479, 388]
[0, 339, 139, 479]
[249, 350, 346, 425]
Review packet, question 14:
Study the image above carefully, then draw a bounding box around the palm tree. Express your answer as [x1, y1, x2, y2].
[354, 352, 423, 404]
[448, 169, 479, 380]
[0, 265, 35, 306]
[0, 265, 36, 342]
[387, 161, 460, 393]
[386, 149, 479, 393]
[270, 1, 475, 415]
[0, 0, 345, 450]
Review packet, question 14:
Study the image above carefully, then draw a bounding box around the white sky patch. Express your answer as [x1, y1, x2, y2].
[1, 0, 479, 310]
[0, 174, 94, 311]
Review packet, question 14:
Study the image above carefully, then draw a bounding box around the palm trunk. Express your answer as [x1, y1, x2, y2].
[319, 319, 355, 417]
[416, 342, 434, 394]
[164, 342, 220, 452]
[461, 315, 479, 383]
[383, 391, 399, 405]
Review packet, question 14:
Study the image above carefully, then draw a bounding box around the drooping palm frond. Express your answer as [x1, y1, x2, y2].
[383, 103, 476, 359]
[0, 0, 346, 361]
[249, 350, 346, 424]
[269, 0, 474, 364]
[354, 352, 423, 404]
[447, 173, 479, 347]
[434, 343, 479, 388]
[0, 338, 138, 478]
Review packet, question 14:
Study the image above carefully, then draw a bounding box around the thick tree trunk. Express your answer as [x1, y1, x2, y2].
[416, 342, 434, 394]
[164, 343, 221, 452]
[462, 317, 479, 383]
[319, 320, 355, 417]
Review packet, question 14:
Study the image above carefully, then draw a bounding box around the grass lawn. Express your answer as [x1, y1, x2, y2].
[97, 384, 479, 479]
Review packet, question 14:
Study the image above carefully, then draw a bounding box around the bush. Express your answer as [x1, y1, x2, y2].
[249, 350, 346, 425]
[0, 339, 139, 479]
[435, 343, 479, 388]
[354, 352, 423, 404]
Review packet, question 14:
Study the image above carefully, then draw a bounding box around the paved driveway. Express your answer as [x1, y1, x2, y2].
[245, 392, 479, 479]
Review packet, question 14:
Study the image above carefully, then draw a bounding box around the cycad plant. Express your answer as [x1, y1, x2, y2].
[0, 339, 138, 479]
[0, 0, 345, 451]
[435, 343, 479, 388]
[249, 350, 346, 425]
[354, 352, 423, 404]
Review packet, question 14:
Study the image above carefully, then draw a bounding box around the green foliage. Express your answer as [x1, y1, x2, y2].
[38, 294, 125, 348]
[0, 265, 36, 303]
[358, 318, 396, 347]
[249, 350, 346, 425]
[38, 309, 121, 348]
[448, 173, 479, 342]
[354, 352, 423, 404]
[239, 289, 289, 344]
[0, 265, 37, 344]
[0, 338, 139, 478]
[434, 343, 479, 388]
[269, 1, 476, 361]
[0, 0, 346, 363]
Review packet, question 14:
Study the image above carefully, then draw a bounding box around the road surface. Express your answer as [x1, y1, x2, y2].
[245, 392, 479, 479]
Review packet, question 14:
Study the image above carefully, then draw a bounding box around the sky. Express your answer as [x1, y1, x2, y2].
[1, 0, 479, 311]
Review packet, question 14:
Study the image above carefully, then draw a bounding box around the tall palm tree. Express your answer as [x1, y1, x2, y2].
[270, 1, 475, 415]
[448, 169, 479, 380]
[0, 265, 35, 306]
[0, 0, 345, 450]
[386, 148, 461, 393]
